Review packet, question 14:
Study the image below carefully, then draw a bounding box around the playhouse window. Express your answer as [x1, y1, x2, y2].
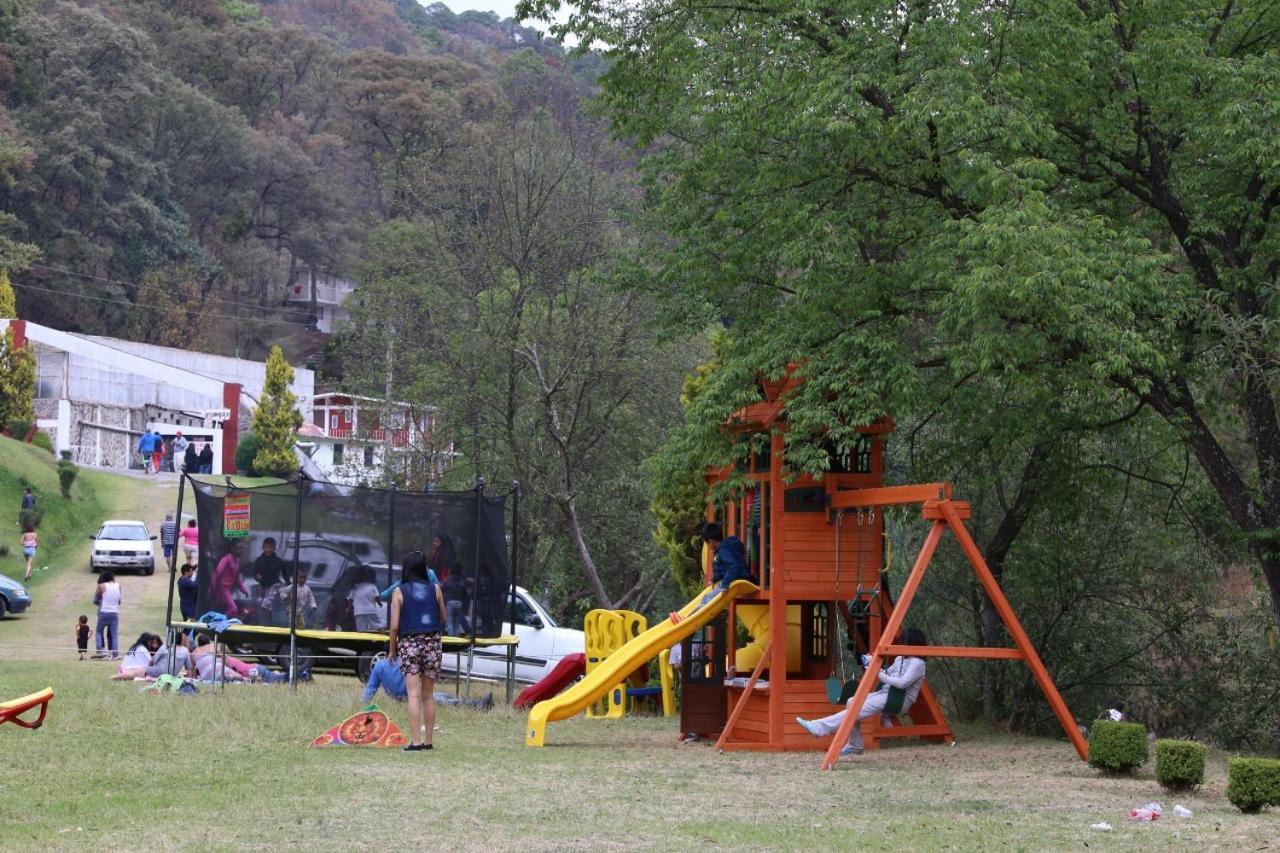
[826, 435, 873, 474]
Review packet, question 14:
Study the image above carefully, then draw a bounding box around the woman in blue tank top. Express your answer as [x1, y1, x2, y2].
[389, 550, 447, 751]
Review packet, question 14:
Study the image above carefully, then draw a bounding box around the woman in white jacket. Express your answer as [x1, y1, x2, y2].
[796, 627, 929, 757]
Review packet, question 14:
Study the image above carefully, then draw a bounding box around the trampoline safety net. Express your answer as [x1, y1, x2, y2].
[183, 477, 512, 638]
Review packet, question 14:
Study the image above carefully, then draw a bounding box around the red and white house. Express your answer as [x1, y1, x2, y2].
[302, 393, 449, 485]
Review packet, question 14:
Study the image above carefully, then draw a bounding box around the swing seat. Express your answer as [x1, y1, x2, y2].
[0, 687, 54, 730]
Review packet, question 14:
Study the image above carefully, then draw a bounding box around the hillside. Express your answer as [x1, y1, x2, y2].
[0, 0, 599, 365]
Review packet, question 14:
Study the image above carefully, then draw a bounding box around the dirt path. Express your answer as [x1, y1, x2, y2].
[1, 471, 180, 661]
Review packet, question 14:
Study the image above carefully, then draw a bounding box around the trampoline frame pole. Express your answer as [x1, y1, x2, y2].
[506, 481, 520, 704]
[465, 477, 484, 699]
[164, 473, 187, 675]
[289, 475, 303, 691]
[386, 484, 397, 594]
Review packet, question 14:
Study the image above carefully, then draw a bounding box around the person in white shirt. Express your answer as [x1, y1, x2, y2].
[349, 567, 385, 632]
[796, 627, 929, 757]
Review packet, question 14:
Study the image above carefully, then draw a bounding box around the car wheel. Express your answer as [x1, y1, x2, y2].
[0, 596, 7, 620]
[144, 560, 155, 576]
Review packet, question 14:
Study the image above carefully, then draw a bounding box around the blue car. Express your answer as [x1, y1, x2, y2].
[0, 572, 31, 618]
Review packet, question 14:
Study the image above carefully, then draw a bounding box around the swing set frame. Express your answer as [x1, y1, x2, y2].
[819, 487, 1090, 770]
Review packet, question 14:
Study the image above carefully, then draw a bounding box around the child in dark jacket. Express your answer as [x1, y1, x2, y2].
[75, 615, 90, 660]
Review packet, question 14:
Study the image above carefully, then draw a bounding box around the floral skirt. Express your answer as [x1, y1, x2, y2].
[398, 633, 442, 679]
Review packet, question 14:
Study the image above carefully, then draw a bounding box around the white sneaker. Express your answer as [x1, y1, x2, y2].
[796, 717, 819, 737]
[839, 744, 863, 757]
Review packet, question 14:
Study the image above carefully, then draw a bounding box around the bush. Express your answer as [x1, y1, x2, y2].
[1156, 739, 1206, 790]
[0, 541, 8, 557]
[59, 449, 71, 461]
[6, 417, 32, 439]
[1088, 720, 1148, 773]
[30, 431, 53, 454]
[1227, 756, 1280, 813]
[234, 431, 262, 476]
[57, 458, 78, 499]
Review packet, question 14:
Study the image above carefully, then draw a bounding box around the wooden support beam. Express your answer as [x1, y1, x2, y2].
[714, 639, 772, 752]
[937, 501, 1089, 762]
[827, 483, 952, 509]
[880, 644, 1024, 660]
[923, 499, 970, 519]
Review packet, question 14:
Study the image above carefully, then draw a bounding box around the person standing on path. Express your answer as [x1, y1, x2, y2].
[160, 512, 178, 566]
[198, 442, 213, 475]
[171, 431, 188, 473]
[180, 519, 199, 565]
[183, 440, 199, 476]
[387, 551, 446, 752]
[137, 429, 155, 473]
[93, 571, 122, 659]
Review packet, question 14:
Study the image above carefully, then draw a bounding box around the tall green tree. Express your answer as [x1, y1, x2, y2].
[342, 66, 691, 615]
[252, 345, 303, 478]
[527, 0, 1280, 631]
[0, 268, 33, 429]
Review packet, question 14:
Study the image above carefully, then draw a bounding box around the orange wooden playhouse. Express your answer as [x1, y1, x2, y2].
[691, 374, 1089, 768]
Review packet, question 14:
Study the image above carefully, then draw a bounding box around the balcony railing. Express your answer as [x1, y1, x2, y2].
[326, 427, 410, 447]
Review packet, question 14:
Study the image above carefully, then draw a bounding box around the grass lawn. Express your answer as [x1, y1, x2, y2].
[2, 661, 1275, 851]
[1, 450, 1275, 850]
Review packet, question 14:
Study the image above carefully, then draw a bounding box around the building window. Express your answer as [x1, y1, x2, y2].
[333, 444, 344, 464]
[363, 446, 374, 466]
[330, 414, 340, 430]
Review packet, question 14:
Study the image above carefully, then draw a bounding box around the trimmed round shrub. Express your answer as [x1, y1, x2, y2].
[30, 431, 53, 454]
[6, 417, 33, 439]
[234, 431, 262, 476]
[1088, 720, 1148, 773]
[1156, 739, 1205, 790]
[57, 457, 79, 499]
[1227, 756, 1280, 813]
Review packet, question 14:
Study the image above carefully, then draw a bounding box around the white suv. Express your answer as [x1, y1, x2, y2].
[442, 587, 584, 684]
[89, 520, 158, 576]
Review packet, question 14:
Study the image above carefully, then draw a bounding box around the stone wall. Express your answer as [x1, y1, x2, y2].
[69, 402, 143, 469]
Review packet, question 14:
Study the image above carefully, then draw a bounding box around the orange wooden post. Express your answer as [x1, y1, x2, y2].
[715, 639, 772, 751]
[821, 519, 947, 770]
[939, 501, 1089, 762]
[767, 431, 786, 746]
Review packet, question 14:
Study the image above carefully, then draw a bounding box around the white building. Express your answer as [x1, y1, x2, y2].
[300, 393, 449, 486]
[3, 319, 313, 474]
[285, 268, 356, 334]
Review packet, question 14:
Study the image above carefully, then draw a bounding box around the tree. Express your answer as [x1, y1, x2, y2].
[342, 66, 691, 615]
[527, 0, 1280, 631]
[251, 345, 303, 478]
[126, 263, 208, 347]
[0, 268, 33, 429]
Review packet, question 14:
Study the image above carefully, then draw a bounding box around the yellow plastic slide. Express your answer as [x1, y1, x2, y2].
[525, 579, 759, 746]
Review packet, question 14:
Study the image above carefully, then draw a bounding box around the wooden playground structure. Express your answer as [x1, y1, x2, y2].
[685, 374, 1089, 769]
